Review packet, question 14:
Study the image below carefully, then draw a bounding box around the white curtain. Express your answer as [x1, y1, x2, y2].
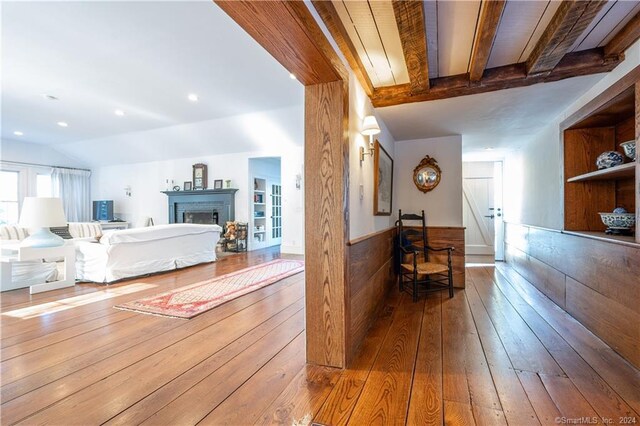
[52, 168, 91, 222]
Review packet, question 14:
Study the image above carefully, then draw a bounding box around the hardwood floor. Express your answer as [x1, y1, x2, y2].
[1, 250, 638, 425]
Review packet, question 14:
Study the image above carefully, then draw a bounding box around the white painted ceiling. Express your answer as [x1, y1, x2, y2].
[1, 1, 304, 146]
[377, 73, 606, 156]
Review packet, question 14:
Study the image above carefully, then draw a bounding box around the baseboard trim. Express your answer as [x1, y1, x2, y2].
[280, 245, 305, 255]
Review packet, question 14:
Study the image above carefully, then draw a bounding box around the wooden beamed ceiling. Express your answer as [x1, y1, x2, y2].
[313, 0, 640, 107]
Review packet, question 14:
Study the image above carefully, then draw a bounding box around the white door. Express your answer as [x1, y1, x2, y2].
[463, 162, 504, 263]
[269, 182, 282, 246]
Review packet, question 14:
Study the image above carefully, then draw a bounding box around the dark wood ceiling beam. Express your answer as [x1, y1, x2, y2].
[392, 0, 430, 93]
[311, 0, 374, 96]
[469, 0, 506, 82]
[214, 0, 346, 86]
[604, 11, 640, 58]
[526, 0, 608, 76]
[372, 48, 621, 107]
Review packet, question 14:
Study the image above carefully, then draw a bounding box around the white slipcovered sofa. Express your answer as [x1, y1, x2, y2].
[75, 224, 222, 283]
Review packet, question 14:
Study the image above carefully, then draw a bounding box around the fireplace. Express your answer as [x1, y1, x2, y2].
[184, 210, 219, 225]
[163, 189, 238, 225]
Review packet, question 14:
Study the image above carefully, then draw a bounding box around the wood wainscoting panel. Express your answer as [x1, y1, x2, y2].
[305, 80, 350, 368]
[504, 243, 566, 308]
[565, 276, 640, 368]
[347, 228, 395, 364]
[504, 222, 640, 369]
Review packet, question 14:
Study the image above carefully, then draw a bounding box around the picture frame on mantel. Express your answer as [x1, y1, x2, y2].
[183, 181, 192, 191]
[192, 163, 207, 190]
[373, 140, 393, 216]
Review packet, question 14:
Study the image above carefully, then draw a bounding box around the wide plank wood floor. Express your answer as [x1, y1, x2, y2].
[1, 249, 639, 425]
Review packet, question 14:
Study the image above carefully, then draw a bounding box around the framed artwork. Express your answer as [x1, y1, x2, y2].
[373, 140, 393, 216]
[213, 179, 223, 189]
[192, 163, 207, 190]
[183, 181, 192, 191]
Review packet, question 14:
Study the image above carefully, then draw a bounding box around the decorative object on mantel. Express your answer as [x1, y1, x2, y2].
[225, 179, 232, 188]
[214, 179, 223, 190]
[413, 155, 442, 193]
[360, 115, 381, 164]
[619, 139, 636, 161]
[599, 207, 635, 235]
[165, 179, 175, 191]
[373, 140, 393, 216]
[192, 163, 208, 189]
[596, 151, 624, 169]
[172, 185, 180, 191]
[183, 181, 192, 191]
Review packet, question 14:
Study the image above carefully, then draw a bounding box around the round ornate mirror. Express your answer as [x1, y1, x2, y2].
[413, 156, 442, 193]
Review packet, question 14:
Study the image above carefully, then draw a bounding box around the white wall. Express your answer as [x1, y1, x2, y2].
[394, 136, 463, 227]
[503, 39, 640, 229]
[1, 139, 88, 169]
[92, 146, 305, 253]
[348, 73, 396, 240]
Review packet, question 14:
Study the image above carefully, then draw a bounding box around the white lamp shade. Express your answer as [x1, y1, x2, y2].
[19, 197, 67, 228]
[361, 115, 381, 136]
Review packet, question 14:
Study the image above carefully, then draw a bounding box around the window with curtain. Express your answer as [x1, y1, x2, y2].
[52, 168, 91, 222]
[0, 171, 20, 225]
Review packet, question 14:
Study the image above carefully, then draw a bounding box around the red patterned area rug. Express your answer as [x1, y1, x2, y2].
[115, 259, 304, 319]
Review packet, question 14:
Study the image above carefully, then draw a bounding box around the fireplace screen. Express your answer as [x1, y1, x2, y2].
[184, 211, 218, 225]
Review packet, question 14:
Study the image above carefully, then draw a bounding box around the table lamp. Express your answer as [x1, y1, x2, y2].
[19, 197, 67, 247]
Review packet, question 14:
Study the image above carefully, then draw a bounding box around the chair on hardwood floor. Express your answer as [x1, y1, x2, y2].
[394, 209, 455, 301]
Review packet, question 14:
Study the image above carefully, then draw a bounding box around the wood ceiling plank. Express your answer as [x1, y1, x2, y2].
[488, 1, 550, 69]
[214, 0, 343, 85]
[518, 1, 563, 63]
[526, 0, 608, 76]
[469, 0, 506, 82]
[575, 1, 637, 51]
[437, 0, 482, 76]
[423, 1, 438, 78]
[604, 10, 640, 57]
[343, 1, 396, 86]
[372, 48, 621, 107]
[392, 0, 429, 93]
[371, 1, 409, 85]
[311, 0, 374, 96]
[600, 1, 640, 46]
[568, 0, 615, 52]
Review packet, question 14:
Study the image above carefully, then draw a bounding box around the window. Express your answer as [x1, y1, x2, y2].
[36, 174, 52, 197]
[0, 171, 20, 225]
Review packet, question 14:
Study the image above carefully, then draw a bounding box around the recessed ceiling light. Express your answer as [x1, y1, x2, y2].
[114, 109, 125, 116]
[289, 73, 297, 80]
[57, 121, 68, 127]
[484, 147, 494, 151]
[41, 94, 59, 101]
[13, 131, 24, 136]
[188, 93, 199, 102]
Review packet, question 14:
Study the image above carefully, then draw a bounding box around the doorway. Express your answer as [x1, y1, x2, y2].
[248, 157, 282, 251]
[463, 161, 504, 263]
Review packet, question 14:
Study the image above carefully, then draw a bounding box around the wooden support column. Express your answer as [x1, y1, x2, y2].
[636, 82, 640, 244]
[305, 80, 350, 368]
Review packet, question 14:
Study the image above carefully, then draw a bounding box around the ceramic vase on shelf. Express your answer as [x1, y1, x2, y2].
[619, 140, 636, 161]
[596, 151, 624, 169]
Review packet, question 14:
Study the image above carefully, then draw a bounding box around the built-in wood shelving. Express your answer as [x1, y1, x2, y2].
[567, 162, 635, 182]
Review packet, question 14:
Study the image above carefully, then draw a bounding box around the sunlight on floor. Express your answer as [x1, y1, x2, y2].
[2, 283, 157, 319]
[465, 263, 496, 268]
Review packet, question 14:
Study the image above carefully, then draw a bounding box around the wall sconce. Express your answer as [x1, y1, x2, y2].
[360, 115, 381, 164]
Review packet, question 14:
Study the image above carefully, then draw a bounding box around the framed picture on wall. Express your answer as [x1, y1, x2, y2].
[374, 140, 393, 216]
[213, 179, 223, 189]
[192, 163, 207, 190]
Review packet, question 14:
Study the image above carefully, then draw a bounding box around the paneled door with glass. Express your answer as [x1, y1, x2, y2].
[270, 183, 282, 245]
